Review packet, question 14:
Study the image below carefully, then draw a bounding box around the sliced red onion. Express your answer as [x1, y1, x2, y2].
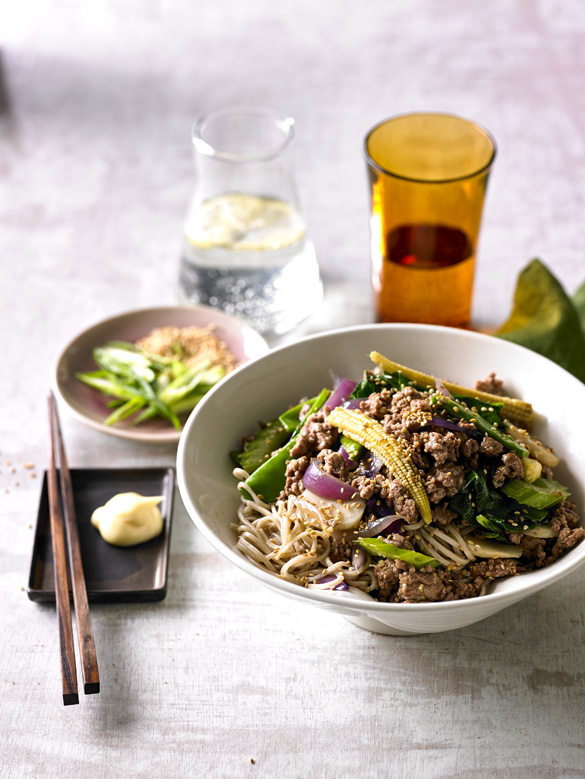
[339, 445, 357, 469]
[316, 574, 349, 591]
[352, 545, 366, 571]
[342, 398, 363, 410]
[327, 379, 357, 411]
[302, 460, 357, 501]
[359, 514, 402, 537]
[361, 454, 383, 478]
[365, 496, 388, 518]
[429, 416, 468, 434]
[435, 378, 453, 399]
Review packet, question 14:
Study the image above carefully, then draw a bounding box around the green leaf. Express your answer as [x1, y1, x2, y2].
[468, 470, 509, 516]
[449, 470, 550, 541]
[572, 278, 585, 334]
[357, 537, 439, 568]
[474, 508, 548, 542]
[475, 514, 506, 540]
[449, 489, 475, 526]
[350, 370, 425, 398]
[501, 477, 570, 510]
[496, 259, 585, 383]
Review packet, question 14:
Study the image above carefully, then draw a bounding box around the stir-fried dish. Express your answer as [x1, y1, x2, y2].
[231, 351, 583, 603]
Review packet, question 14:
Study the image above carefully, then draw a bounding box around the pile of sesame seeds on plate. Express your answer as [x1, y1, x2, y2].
[136, 325, 237, 372]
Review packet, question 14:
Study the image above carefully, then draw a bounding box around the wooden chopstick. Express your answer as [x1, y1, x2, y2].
[47, 396, 79, 705]
[48, 393, 100, 702]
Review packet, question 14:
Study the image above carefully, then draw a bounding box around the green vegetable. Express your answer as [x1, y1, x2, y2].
[501, 478, 570, 510]
[450, 396, 503, 427]
[357, 538, 439, 569]
[231, 420, 290, 474]
[76, 341, 227, 430]
[241, 388, 330, 503]
[466, 537, 523, 559]
[496, 259, 585, 384]
[435, 396, 529, 459]
[279, 401, 307, 433]
[76, 370, 144, 402]
[450, 471, 510, 531]
[449, 470, 549, 542]
[474, 511, 547, 540]
[103, 397, 146, 425]
[93, 345, 157, 382]
[350, 370, 424, 399]
[157, 359, 212, 402]
[339, 434, 362, 462]
[134, 373, 181, 430]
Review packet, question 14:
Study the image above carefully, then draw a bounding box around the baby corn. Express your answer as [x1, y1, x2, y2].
[507, 423, 559, 468]
[369, 351, 533, 428]
[328, 406, 432, 525]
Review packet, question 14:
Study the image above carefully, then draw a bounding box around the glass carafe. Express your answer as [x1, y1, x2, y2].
[178, 106, 322, 335]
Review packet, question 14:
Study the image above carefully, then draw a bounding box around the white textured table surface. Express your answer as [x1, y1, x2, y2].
[2, 2, 585, 777]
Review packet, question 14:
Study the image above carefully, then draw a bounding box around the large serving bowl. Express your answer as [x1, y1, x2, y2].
[176, 324, 585, 635]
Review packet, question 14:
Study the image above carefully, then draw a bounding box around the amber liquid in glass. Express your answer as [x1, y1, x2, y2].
[374, 223, 475, 327]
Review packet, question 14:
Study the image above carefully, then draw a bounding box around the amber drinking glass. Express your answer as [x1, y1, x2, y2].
[364, 113, 496, 327]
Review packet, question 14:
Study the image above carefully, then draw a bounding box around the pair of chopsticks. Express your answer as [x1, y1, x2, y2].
[47, 393, 100, 705]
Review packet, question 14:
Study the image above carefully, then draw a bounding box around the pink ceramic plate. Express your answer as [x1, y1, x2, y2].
[53, 305, 269, 443]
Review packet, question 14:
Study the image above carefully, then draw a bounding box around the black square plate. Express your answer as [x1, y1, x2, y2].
[28, 468, 175, 603]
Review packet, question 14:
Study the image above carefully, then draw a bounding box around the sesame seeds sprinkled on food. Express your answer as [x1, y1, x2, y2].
[233, 353, 582, 602]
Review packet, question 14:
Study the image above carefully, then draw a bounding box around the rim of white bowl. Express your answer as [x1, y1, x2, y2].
[177, 323, 585, 613]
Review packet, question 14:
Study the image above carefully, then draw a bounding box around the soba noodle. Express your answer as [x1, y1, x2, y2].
[233, 467, 479, 596]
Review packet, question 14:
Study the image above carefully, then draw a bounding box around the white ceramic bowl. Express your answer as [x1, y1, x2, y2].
[54, 305, 269, 444]
[177, 324, 585, 635]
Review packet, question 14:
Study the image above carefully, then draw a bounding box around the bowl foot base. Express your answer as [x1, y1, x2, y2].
[344, 615, 425, 636]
